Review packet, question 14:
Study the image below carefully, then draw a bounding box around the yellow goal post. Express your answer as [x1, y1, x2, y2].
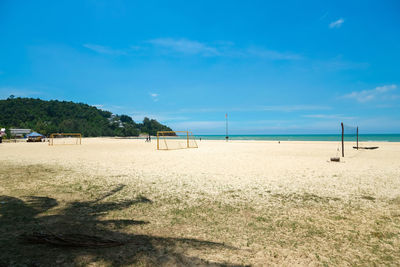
[157, 131, 198, 150]
[49, 133, 82, 146]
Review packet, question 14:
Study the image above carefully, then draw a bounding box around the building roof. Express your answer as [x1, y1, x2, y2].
[10, 129, 31, 134]
[27, 132, 44, 137]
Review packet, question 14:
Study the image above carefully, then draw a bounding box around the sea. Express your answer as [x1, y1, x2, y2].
[194, 134, 400, 142]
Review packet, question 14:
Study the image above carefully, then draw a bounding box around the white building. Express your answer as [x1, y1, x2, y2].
[10, 128, 31, 137]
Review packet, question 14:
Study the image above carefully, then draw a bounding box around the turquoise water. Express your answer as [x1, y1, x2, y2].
[194, 134, 400, 142]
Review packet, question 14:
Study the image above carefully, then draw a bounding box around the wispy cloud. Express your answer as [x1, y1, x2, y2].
[129, 111, 188, 122]
[178, 105, 331, 114]
[169, 120, 225, 131]
[146, 38, 302, 60]
[147, 38, 219, 56]
[149, 93, 159, 102]
[83, 44, 127, 55]
[0, 87, 42, 99]
[174, 105, 329, 114]
[246, 47, 303, 60]
[257, 105, 329, 112]
[302, 114, 357, 120]
[319, 11, 329, 21]
[83, 38, 302, 61]
[313, 57, 369, 71]
[329, 18, 344, 28]
[343, 84, 397, 102]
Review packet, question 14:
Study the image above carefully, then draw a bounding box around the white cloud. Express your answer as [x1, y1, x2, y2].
[313, 57, 369, 71]
[329, 18, 344, 28]
[0, 87, 42, 99]
[147, 38, 219, 56]
[302, 114, 357, 120]
[83, 44, 127, 55]
[129, 111, 188, 122]
[257, 105, 330, 112]
[169, 120, 225, 131]
[147, 38, 302, 60]
[149, 93, 159, 102]
[176, 105, 330, 114]
[343, 84, 397, 102]
[82, 38, 302, 61]
[319, 11, 329, 21]
[246, 47, 302, 60]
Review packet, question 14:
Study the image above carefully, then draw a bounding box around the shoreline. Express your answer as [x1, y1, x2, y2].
[92, 136, 400, 143]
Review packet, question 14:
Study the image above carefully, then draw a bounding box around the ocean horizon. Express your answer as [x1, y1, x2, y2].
[194, 134, 400, 142]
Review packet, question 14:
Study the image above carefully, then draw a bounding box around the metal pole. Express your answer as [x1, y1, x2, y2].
[356, 126, 359, 150]
[225, 113, 228, 142]
[341, 122, 344, 157]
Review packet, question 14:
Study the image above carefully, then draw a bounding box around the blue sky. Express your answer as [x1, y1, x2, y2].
[1, 0, 399, 134]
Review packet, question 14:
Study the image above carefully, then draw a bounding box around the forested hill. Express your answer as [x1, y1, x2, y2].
[0, 97, 173, 137]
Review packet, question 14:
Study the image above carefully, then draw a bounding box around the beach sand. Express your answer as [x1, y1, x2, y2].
[1, 138, 400, 265]
[2, 138, 399, 199]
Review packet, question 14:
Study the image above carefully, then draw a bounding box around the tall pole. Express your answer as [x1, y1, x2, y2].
[341, 122, 344, 157]
[225, 113, 228, 142]
[356, 126, 359, 150]
[157, 132, 159, 150]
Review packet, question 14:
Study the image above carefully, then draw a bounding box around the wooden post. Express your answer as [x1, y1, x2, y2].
[356, 126, 359, 150]
[187, 132, 189, 148]
[157, 132, 159, 150]
[341, 122, 344, 157]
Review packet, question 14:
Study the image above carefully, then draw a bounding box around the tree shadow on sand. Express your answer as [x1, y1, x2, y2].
[0, 185, 247, 266]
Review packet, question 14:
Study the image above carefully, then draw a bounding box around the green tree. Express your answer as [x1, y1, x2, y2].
[0, 98, 172, 137]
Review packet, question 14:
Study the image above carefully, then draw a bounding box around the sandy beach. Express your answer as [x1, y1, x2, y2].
[1, 138, 400, 265]
[2, 138, 400, 200]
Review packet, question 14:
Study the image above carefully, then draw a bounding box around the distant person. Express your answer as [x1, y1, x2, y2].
[200, 137, 202, 141]
[148, 135, 151, 142]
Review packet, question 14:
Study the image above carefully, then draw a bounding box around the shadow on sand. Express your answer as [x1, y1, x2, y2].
[0, 184, 247, 266]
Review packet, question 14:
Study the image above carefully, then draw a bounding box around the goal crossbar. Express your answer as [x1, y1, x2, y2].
[49, 133, 82, 146]
[157, 131, 198, 150]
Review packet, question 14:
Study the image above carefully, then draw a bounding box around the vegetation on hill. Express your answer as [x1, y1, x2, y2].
[0, 96, 172, 137]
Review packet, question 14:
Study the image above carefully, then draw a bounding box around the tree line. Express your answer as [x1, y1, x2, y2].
[0, 96, 173, 137]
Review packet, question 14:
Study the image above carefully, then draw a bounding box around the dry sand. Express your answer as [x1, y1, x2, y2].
[1, 138, 400, 265]
[1, 138, 399, 201]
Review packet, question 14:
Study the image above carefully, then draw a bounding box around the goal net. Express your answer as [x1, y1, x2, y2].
[340, 123, 358, 157]
[49, 133, 82, 146]
[157, 131, 198, 150]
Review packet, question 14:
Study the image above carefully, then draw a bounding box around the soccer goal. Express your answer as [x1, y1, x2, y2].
[49, 133, 82, 146]
[157, 131, 198, 150]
